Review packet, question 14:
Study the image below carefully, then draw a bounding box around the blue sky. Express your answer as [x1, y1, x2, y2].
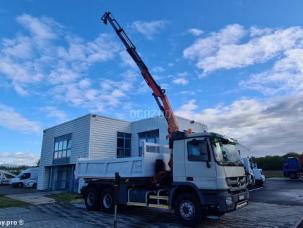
[1, 0, 303, 165]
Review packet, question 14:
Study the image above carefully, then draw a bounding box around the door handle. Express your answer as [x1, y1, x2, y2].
[186, 177, 193, 181]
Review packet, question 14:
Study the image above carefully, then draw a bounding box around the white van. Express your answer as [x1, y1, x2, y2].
[0, 170, 16, 185]
[11, 167, 39, 188]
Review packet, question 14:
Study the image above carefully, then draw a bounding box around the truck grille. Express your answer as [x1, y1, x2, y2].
[226, 176, 246, 191]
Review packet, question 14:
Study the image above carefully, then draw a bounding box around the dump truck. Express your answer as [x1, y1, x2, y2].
[76, 12, 248, 226]
[283, 154, 303, 179]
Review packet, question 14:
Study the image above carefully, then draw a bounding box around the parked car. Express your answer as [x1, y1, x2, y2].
[11, 167, 39, 188]
[0, 170, 16, 185]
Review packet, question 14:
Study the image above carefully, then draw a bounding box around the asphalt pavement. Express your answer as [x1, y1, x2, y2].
[249, 178, 303, 206]
[0, 179, 302, 227]
[0, 185, 37, 195]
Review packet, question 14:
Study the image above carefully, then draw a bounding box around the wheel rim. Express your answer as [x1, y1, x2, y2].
[103, 193, 112, 209]
[87, 192, 95, 206]
[179, 200, 195, 220]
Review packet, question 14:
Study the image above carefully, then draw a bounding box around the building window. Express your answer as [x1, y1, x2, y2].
[117, 132, 131, 158]
[138, 129, 159, 156]
[54, 134, 72, 160]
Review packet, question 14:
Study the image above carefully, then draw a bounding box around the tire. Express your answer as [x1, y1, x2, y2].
[84, 186, 100, 211]
[100, 188, 114, 213]
[32, 183, 37, 189]
[174, 192, 203, 227]
[18, 183, 24, 188]
[290, 173, 299, 179]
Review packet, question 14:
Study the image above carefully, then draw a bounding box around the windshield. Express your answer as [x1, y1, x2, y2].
[211, 137, 242, 166]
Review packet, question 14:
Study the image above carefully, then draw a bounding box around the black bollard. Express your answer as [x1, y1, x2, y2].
[114, 172, 120, 228]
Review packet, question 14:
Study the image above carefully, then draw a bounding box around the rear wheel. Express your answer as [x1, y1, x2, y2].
[255, 180, 263, 187]
[290, 173, 299, 179]
[175, 193, 203, 226]
[84, 186, 100, 211]
[100, 188, 114, 213]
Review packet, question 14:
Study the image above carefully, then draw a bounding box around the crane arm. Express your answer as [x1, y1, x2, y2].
[102, 12, 179, 138]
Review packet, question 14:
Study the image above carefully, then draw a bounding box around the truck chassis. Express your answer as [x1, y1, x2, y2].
[81, 176, 248, 226]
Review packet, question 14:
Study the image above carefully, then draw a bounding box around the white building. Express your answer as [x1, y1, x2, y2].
[38, 114, 207, 192]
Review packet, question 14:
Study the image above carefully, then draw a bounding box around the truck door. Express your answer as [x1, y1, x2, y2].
[185, 138, 217, 189]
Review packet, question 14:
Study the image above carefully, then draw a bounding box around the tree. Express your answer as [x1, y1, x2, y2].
[251, 152, 300, 170]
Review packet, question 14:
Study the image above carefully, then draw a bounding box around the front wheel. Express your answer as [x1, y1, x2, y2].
[174, 193, 203, 226]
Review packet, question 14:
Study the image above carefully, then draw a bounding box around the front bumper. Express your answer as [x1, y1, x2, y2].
[199, 188, 249, 215]
[219, 189, 249, 212]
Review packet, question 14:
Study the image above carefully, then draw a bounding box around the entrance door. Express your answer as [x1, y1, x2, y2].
[56, 166, 67, 190]
[184, 137, 217, 189]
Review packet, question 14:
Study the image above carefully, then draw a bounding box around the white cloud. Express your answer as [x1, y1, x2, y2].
[188, 28, 203, 36]
[152, 66, 165, 73]
[16, 14, 60, 41]
[0, 35, 45, 95]
[184, 25, 303, 74]
[130, 20, 168, 39]
[240, 49, 303, 95]
[119, 50, 137, 69]
[0, 152, 39, 166]
[0, 14, 119, 95]
[175, 99, 198, 117]
[179, 90, 196, 96]
[0, 14, 131, 113]
[44, 106, 67, 122]
[171, 72, 189, 85]
[176, 96, 303, 156]
[51, 70, 138, 113]
[173, 77, 188, 85]
[49, 34, 119, 85]
[0, 104, 41, 133]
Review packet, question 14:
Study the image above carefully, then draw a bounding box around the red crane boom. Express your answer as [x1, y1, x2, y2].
[102, 12, 179, 139]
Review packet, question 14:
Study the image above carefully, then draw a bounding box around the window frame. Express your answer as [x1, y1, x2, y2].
[53, 134, 72, 160]
[138, 129, 159, 156]
[20, 173, 31, 180]
[116, 132, 131, 158]
[187, 138, 210, 162]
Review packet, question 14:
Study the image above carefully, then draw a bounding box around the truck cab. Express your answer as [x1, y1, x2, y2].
[171, 132, 248, 220]
[283, 157, 303, 179]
